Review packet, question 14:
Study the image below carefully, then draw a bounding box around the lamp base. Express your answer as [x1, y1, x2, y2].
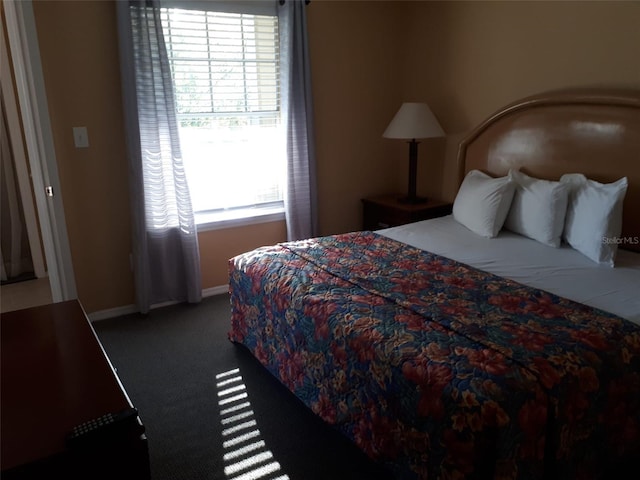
[398, 195, 428, 205]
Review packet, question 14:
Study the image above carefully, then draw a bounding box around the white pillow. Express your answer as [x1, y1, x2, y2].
[561, 173, 628, 267]
[453, 170, 515, 238]
[504, 170, 570, 247]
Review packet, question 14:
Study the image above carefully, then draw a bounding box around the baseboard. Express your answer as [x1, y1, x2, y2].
[89, 304, 139, 322]
[88, 285, 229, 322]
[202, 285, 229, 297]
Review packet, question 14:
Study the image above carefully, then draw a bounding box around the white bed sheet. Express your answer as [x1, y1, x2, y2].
[378, 215, 640, 325]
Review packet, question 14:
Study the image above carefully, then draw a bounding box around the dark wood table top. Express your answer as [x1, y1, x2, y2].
[1, 300, 133, 471]
[362, 194, 452, 212]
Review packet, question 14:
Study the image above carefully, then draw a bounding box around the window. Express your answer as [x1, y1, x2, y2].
[160, 7, 284, 229]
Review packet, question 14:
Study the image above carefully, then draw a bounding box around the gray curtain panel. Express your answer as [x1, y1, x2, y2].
[279, 0, 318, 241]
[116, 1, 201, 314]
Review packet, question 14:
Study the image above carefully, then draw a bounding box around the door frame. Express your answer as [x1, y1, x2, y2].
[3, 0, 77, 302]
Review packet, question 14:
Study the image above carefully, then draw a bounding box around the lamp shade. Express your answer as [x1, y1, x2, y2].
[382, 102, 445, 140]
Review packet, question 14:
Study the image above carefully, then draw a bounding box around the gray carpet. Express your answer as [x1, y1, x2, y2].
[94, 294, 393, 480]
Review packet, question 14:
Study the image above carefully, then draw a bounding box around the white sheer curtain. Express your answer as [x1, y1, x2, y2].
[279, 0, 318, 241]
[117, 0, 201, 314]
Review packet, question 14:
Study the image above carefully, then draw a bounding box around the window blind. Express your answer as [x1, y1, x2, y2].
[161, 8, 279, 128]
[159, 7, 284, 216]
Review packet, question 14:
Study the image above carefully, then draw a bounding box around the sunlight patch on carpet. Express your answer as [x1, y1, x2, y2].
[216, 368, 290, 480]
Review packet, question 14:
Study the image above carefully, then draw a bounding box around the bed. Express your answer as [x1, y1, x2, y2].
[228, 89, 640, 479]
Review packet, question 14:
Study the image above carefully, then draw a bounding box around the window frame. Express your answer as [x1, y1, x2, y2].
[160, 0, 285, 230]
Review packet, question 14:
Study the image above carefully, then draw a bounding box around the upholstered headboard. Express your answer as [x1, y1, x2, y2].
[456, 88, 640, 252]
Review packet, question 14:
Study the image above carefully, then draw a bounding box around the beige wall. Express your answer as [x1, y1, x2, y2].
[33, 1, 134, 312]
[308, 0, 406, 235]
[401, 0, 640, 201]
[28, 0, 640, 313]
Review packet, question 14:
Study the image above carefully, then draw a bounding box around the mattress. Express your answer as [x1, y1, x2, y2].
[379, 215, 640, 325]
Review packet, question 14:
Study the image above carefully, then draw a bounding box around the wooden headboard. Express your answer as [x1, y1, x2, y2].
[457, 88, 640, 253]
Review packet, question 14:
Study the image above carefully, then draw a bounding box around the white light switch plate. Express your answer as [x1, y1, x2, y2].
[73, 126, 89, 148]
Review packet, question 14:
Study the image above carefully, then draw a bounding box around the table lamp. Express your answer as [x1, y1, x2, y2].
[383, 102, 445, 204]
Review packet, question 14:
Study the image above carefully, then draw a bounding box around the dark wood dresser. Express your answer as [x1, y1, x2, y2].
[1, 300, 150, 479]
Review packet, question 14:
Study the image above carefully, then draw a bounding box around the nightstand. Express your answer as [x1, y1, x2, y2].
[361, 195, 453, 230]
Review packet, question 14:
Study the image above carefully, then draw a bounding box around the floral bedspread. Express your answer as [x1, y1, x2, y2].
[228, 231, 640, 479]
